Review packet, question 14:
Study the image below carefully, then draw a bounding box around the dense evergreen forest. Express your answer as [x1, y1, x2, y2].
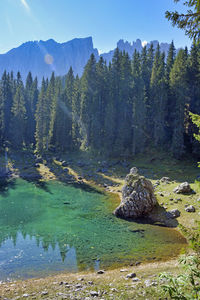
[0, 42, 200, 158]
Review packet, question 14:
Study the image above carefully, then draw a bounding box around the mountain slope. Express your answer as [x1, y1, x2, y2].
[0, 37, 99, 83]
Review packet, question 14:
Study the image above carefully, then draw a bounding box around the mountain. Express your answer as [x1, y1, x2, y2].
[0, 37, 99, 83]
[101, 39, 172, 63]
[0, 37, 174, 83]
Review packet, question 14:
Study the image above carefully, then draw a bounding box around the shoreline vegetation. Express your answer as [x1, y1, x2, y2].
[0, 149, 199, 298]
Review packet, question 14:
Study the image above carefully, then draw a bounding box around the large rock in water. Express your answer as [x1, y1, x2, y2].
[114, 167, 157, 219]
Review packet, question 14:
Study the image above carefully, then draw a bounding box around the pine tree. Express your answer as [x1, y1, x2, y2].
[51, 77, 63, 150]
[46, 72, 57, 150]
[186, 43, 200, 153]
[24, 72, 38, 146]
[63, 67, 75, 149]
[150, 46, 168, 146]
[10, 72, 27, 148]
[80, 54, 97, 149]
[35, 78, 48, 152]
[91, 56, 108, 152]
[114, 51, 133, 155]
[104, 48, 122, 155]
[170, 49, 188, 157]
[0, 71, 13, 145]
[71, 75, 81, 148]
[132, 50, 147, 154]
[165, 41, 176, 142]
[141, 45, 154, 140]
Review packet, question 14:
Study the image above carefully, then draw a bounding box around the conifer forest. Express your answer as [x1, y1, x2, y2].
[0, 42, 200, 159]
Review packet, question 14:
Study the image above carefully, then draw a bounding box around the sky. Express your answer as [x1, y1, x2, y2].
[0, 0, 191, 54]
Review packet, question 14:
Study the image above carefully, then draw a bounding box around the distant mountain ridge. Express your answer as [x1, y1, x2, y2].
[0, 37, 176, 83]
[101, 39, 172, 63]
[0, 37, 99, 83]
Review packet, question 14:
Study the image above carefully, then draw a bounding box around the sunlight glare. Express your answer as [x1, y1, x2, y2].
[44, 54, 53, 65]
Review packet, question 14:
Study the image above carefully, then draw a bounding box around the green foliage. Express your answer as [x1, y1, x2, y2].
[165, 0, 200, 43]
[159, 222, 200, 299]
[179, 223, 200, 253]
[190, 112, 200, 142]
[160, 255, 200, 299]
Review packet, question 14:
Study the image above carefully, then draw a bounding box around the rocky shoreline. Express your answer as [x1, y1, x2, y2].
[0, 258, 181, 299]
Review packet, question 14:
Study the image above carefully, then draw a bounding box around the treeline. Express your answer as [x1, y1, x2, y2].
[0, 42, 200, 158]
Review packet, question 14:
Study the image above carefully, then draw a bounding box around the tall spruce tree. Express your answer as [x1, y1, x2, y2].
[24, 72, 38, 146]
[114, 51, 133, 155]
[80, 54, 97, 149]
[186, 43, 200, 153]
[132, 50, 147, 154]
[170, 49, 188, 157]
[91, 57, 108, 152]
[150, 46, 168, 146]
[105, 48, 122, 155]
[0, 71, 13, 145]
[35, 78, 48, 152]
[10, 72, 27, 148]
[71, 75, 81, 149]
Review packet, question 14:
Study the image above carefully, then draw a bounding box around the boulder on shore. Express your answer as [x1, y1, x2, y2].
[173, 182, 193, 194]
[114, 167, 157, 219]
[166, 209, 181, 219]
[185, 205, 196, 213]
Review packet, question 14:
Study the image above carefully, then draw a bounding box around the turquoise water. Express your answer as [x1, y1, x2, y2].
[0, 178, 186, 280]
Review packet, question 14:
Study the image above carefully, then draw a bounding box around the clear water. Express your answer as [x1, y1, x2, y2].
[0, 178, 186, 280]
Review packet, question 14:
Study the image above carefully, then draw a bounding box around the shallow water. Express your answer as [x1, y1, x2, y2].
[0, 178, 186, 280]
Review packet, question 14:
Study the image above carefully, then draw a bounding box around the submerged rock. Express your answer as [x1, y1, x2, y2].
[114, 167, 157, 219]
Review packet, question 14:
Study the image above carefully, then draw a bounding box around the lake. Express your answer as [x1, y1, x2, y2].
[0, 178, 186, 280]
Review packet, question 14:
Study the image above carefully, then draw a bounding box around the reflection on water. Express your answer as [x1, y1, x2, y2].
[0, 179, 187, 280]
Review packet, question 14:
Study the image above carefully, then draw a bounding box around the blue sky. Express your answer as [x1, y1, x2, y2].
[0, 0, 191, 54]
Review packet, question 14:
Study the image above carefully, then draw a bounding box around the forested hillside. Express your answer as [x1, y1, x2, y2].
[0, 42, 200, 158]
